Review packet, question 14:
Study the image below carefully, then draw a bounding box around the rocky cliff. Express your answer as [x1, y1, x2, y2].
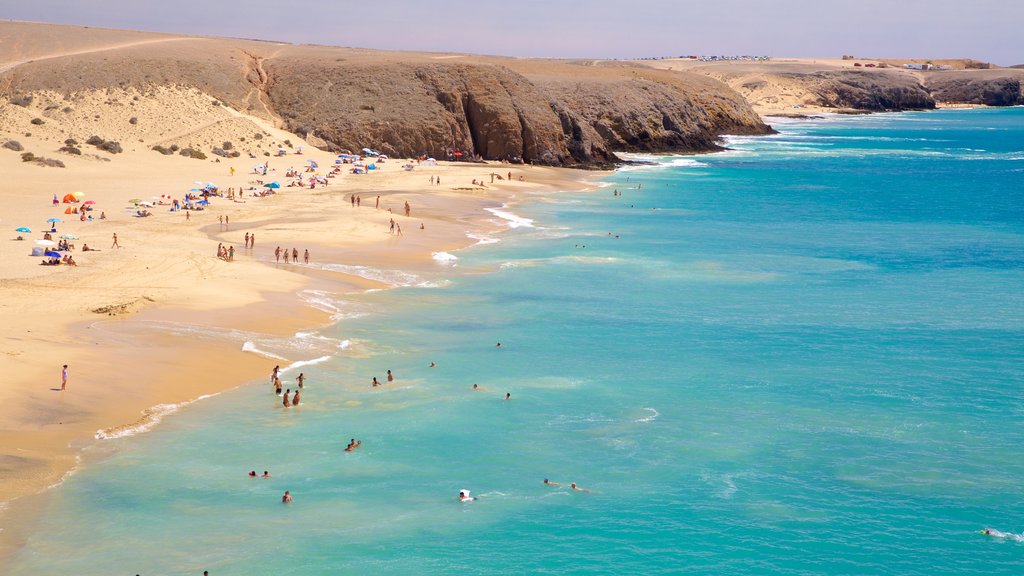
[0, 23, 771, 167]
[923, 71, 1024, 106]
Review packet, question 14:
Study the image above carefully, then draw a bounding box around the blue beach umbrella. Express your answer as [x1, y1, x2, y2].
[15, 227, 31, 233]
[197, 200, 209, 205]
[44, 251, 61, 258]
[263, 182, 280, 189]
[46, 217, 61, 223]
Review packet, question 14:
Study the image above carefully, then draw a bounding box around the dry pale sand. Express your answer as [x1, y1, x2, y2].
[0, 80, 602, 561]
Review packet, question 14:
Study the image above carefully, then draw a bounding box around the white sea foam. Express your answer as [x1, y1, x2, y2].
[280, 355, 334, 374]
[615, 154, 709, 172]
[95, 394, 219, 440]
[466, 232, 500, 245]
[485, 206, 534, 228]
[432, 251, 459, 265]
[242, 340, 288, 360]
[299, 290, 369, 320]
[316, 263, 448, 288]
[636, 408, 660, 423]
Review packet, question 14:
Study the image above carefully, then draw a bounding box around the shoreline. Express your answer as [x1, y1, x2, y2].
[0, 132, 604, 564]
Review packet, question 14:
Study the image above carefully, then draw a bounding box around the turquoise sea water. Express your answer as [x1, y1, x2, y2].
[10, 108, 1024, 575]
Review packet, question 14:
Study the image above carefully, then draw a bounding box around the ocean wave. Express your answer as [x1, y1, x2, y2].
[95, 394, 219, 440]
[432, 252, 459, 266]
[615, 154, 709, 171]
[318, 263, 446, 288]
[635, 408, 659, 423]
[279, 354, 334, 374]
[241, 341, 288, 360]
[466, 232, 500, 245]
[298, 289, 369, 320]
[485, 206, 534, 228]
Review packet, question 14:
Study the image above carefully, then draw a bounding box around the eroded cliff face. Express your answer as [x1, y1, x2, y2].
[924, 72, 1024, 106]
[0, 24, 772, 166]
[791, 71, 935, 111]
[264, 59, 771, 165]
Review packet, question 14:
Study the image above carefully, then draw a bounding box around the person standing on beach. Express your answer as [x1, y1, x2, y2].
[303, 249, 309, 264]
[292, 248, 298, 262]
[356, 196, 361, 207]
[186, 211, 191, 221]
[351, 195, 355, 207]
[228, 246, 235, 261]
[244, 233, 250, 247]
[61, 364, 68, 391]
[389, 219, 395, 234]
[375, 196, 380, 209]
[111, 233, 120, 249]
[404, 201, 411, 217]
[249, 234, 255, 249]
[283, 250, 289, 263]
[275, 246, 281, 262]
[396, 224, 402, 236]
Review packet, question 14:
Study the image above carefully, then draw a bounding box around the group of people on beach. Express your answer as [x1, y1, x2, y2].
[272, 366, 305, 407]
[274, 246, 309, 264]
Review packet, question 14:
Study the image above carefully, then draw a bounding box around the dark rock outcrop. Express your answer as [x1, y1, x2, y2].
[794, 71, 935, 111]
[924, 72, 1024, 106]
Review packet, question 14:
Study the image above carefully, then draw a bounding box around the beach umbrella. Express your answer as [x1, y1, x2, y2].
[59, 233, 79, 240]
[139, 201, 154, 207]
[128, 198, 141, 204]
[197, 199, 209, 205]
[71, 191, 85, 199]
[307, 160, 318, 168]
[264, 182, 280, 189]
[46, 217, 61, 223]
[44, 251, 61, 258]
[83, 200, 96, 205]
[15, 227, 31, 233]
[36, 239, 56, 246]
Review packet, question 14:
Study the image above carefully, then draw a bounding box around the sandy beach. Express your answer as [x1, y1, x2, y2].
[0, 86, 600, 560]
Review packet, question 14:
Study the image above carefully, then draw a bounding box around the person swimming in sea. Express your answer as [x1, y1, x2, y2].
[570, 483, 590, 493]
[458, 489, 475, 502]
[543, 478, 560, 486]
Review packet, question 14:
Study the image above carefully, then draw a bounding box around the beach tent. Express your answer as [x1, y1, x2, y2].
[62, 194, 78, 203]
[367, 164, 376, 171]
[307, 160, 318, 169]
[64, 207, 75, 214]
[361, 148, 380, 156]
[423, 158, 438, 166]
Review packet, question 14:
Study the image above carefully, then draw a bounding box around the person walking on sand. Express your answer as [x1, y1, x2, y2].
[304, 249, 309, 264]
[186, 211, 191, 221]
[396, 224, 402, 236]
[111, 233, 120, 249]
[375, 195, 380, 209]
[61, 364, 68, 391]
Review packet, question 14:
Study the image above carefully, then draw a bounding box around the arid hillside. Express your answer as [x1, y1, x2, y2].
[0, 21, 771, 166]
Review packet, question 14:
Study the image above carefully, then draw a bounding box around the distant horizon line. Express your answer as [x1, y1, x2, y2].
[3, 18, 1016, 67]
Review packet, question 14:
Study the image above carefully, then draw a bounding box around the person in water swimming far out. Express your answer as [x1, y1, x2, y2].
[543, 478, 560, 486]
[570, 483, 590, 493]
[282, 491, 293, 503]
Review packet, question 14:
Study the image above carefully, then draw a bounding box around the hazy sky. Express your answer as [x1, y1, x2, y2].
[5, 0, 1023, 65]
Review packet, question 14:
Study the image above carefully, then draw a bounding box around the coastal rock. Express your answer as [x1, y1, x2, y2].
[0, 22, 771, 167]
[924, 72, 1024, 106]
[794, 71, 935, 111]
